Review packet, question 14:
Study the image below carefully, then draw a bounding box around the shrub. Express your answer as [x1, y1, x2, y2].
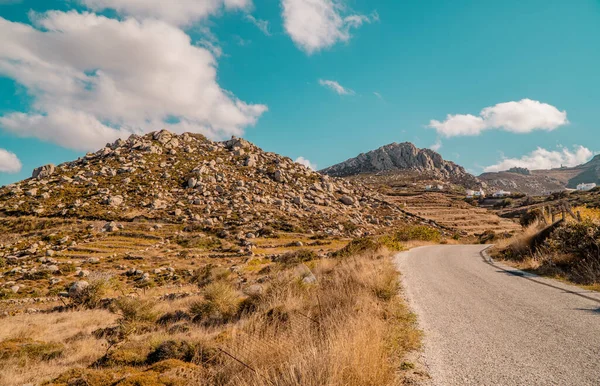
[146, 340, 196, 364]
[146, 340, 218, 365]
[378, 235, 404, 251]
[189, 282, 241, 324]
[96, 340, 150, 367]
[330, 238, 382, 258]
[71, 275, 111, 308]
[113, 297, 158, 324]
[278, 249, 318, 265]
[0, 338, 64, 362]
[394, 225, 441, 242]
[191, 264, 230, 287]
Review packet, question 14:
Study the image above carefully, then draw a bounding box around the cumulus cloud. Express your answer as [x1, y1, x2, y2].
[0, 11, 267, 151]
[0, 148, 22, 173]
[429, 99, 568, 137]
[281, 0, 375, 54]
[80, 0, 252, 26]
[319, 79, 354, 95]
[484, 146, 593, 172]
[245, 14, 270, 35]
[295, 156, 316, 170]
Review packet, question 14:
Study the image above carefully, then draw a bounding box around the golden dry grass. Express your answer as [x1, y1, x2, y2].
[0, 245, 422, 386]
[0, 310, 118, 385]
[492, 221, 544, 258]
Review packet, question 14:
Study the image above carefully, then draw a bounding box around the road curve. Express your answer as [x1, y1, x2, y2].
[395, 245, 600, 386]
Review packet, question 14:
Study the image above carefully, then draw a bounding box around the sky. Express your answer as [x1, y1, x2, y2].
[0, 0, 599, 185]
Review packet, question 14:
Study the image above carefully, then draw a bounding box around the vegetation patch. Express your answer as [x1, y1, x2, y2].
[0, 338, 64, 362]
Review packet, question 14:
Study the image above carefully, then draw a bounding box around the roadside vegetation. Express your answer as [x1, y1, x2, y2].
[493, 214, 600, 290]
[0, 227, 431, 386]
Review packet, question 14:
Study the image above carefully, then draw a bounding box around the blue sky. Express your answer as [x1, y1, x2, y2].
[0, 0, 599, 185]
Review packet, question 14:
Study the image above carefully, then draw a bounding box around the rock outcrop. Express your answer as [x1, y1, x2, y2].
[320, 142, 474, 182]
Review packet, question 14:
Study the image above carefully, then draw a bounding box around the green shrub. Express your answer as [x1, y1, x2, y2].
[330, 238, 382, 258]
[378, 235, 404, 251]
[394, 226, 441, 242]
[278, 249, 318, 265]
[0, 338, 64, 362]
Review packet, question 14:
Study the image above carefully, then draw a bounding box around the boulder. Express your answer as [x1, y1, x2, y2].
[32, 164, 55, 179]
[340, 195, 355, 205]
[106, 195, 124, 207]
[68, 281, 89, 300]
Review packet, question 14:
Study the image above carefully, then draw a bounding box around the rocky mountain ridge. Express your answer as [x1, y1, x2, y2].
[320, 142, 479, 187]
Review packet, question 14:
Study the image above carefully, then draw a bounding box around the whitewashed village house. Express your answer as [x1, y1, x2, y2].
[493, 190, 511, 198]
[577, 183, 597, 191]
[466, 189, 486, 198]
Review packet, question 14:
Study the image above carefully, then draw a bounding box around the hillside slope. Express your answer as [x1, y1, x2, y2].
[0, 131, 409, 238]
[480, 155, 600, 195]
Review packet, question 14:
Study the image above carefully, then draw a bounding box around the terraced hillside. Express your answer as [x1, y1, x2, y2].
[393, 192, 522, 235]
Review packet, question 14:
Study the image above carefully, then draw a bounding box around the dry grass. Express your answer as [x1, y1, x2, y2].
[0, 310, 117, 385]
[492, 221, 544, 259]
[0, 243, 422, 386]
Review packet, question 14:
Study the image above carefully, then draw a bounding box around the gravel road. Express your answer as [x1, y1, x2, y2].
[395, 245, 600, 386]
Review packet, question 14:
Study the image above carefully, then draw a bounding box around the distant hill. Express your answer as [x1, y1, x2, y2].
[320, 142, 479, 187]
[479, 155, 600, 195]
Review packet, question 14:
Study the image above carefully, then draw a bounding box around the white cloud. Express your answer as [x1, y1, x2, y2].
[318, 79, 354, 95]
[484, 146, 593, 172]
[430, 138, 442, 152]
[0, 11, 267, 151]
[373, 91, 383, 100]
[281, 0, 375, 54]
[245, 14, 270, 35]
[429, 99, 568, 137]
[0, 148, 22, 173]
[295, 156, 316, 170]
[80, 0, 252, 26]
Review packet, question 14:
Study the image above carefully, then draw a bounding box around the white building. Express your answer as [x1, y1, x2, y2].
[577, 183, 597, 191]
[425, 185, 433, 191]
[466, 189, 485, 198]
[493, 190, 511, 198]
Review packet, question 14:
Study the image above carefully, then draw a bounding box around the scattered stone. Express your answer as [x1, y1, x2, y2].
[32, 164, 55, 179]
[68, 281, 89, 299]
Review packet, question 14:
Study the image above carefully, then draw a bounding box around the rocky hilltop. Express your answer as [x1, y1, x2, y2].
[320, 142, 478, 185]
[480, 155, 600, 195]
[0, 130, 410, 238]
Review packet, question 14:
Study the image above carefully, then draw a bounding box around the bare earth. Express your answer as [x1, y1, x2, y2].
[396, 245, 600, 386]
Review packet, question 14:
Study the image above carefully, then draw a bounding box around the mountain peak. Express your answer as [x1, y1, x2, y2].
[320, 141, 470, 182]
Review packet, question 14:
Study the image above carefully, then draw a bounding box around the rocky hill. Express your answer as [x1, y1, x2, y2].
[480, 155, 600, 195]
[564, 155, 600, 188]
[0, 130, 410, 238]
[320, 142, 479, 186]
[478, 170, 566, 196]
